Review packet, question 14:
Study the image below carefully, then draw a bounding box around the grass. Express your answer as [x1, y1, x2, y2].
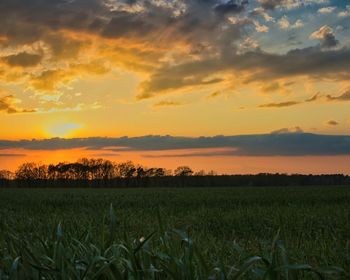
[0, 186, 349, 279]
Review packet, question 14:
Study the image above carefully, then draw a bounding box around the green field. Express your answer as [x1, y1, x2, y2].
[0, 186, 350, 279]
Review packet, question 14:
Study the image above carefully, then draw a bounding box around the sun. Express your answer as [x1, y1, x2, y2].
[46, 123, 83, 138]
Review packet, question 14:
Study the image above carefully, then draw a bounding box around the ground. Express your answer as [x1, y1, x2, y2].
[0, 186, 349, 277]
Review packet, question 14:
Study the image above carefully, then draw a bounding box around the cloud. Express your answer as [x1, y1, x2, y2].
[137, 60, 226, 99]
[214, 0, 248, 16]
[0, 0, 254, 98]
[258, 0, 330, 10]
[326, 89, 350, 101]
[153, 100, 183, 107]
[259, 101, 300, 108]
[260, 82, 282, 93]
[28, 62, 110, 92]
[277, 16, 303, 30]
[2, 133, 350, 156]
[338, 5, 350, 18]
[249, 8, 274, 22]
[0, 153, 26, 157]
[305, 92, 322, 102]
[326, 120, 339, 126]
[248, 46, 350, 80]
[0, 95, 36, 114]
[256, 89, 350, 109]
[310, 25, 339, 48]
[318, 6, 336, 14]
[258, 0, 284, 10]
[206, 91, 223, 99]
[138, 43, 350, 98]
[238, 37, 260, 54]
[143, 149, 239, 158]
[303, 89, 350, 104]
[0, 0, 348, 105]
[254, 22, 269, 33]
[270, 126, 304, 134]
[2, 52, 43, 67]
[92, 153, 120, 157]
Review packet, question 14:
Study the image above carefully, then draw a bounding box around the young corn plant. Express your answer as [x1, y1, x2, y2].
[0, 205, 348, 280]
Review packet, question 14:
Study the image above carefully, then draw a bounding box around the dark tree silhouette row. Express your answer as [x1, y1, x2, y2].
[0, 158, 349, 188]
[8, 159, 196, 180]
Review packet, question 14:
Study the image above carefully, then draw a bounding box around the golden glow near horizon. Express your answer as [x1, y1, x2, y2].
[45, 123, 83, 138]
[1, 0, 350, 173]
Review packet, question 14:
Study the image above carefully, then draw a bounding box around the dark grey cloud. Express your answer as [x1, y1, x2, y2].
[0, 0, 250, 92]
[322, 33, 339, 48]
[102, 11, 160, 39]
[0, 0, 106, 45]
[258, 0, 283, 10]
[139, 45, 350, 97]
[2, 52, 43, 67]
[0, 0, 247, 48]
[234, 46, 350, 81]
[214, 0, 248, 15]
[1, 133, 350, 156]
[0, 0, 349, 101]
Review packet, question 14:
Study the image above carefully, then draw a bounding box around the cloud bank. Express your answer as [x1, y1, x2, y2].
[1, 133, 350, 156]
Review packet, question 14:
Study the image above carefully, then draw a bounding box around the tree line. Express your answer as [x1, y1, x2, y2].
[0, 158, 209, 182]
[0, 158, 349, 188]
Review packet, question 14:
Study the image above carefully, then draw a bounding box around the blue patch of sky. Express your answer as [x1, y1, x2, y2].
[250, 0, 350, 54]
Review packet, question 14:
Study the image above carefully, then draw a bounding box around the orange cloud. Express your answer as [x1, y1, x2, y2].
[0, 95, 36, 114]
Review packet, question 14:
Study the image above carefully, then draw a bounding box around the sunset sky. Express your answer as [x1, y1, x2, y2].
[1, 0, 350, 173]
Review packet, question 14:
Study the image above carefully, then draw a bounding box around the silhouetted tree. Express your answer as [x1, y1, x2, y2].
[174, 166, 193, 176]
[145, 167, 167, 177]
[15, 163, 44, 180]
[0, 170, 13, 180]
[115, 161, 136, 178]
[135, 165, 147, 178]
[194, 170, 206, 176]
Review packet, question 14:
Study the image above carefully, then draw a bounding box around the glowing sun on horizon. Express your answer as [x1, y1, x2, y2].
[46, 123, 83, 138]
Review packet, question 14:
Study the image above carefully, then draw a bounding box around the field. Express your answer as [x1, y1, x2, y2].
[0, 186, 350, 279]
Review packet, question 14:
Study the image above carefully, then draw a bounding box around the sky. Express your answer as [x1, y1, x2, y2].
[1, 0, 350, 173]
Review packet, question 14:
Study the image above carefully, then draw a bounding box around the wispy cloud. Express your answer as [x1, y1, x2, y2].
[259, 101, 300, 108]
[257, 89, 350, 109]
[0, 153, 26, 157]
[153, 100, 183, 108]
[326, 89, 350, 101]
